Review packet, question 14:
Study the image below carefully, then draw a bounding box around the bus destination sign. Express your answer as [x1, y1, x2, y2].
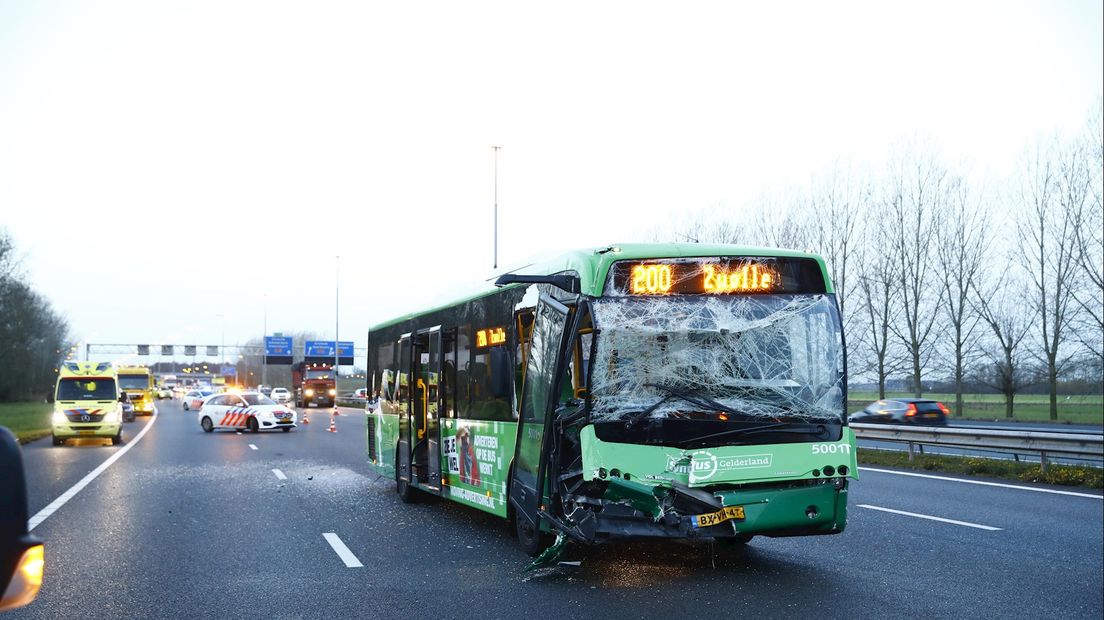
[608, 257, 826, 296]
[475, 326, 506, 348]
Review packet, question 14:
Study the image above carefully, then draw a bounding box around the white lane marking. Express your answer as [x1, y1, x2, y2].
[29, 406, 159, 532]
[272, 468, 287, 480]
[323, 533, 364, 568]
[858, 504, 1002, 531]
[859, 467, 1104, 499]
[249, 444, 258, 450]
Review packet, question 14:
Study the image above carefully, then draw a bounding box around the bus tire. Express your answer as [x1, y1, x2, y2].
[515, 512, 551, 557]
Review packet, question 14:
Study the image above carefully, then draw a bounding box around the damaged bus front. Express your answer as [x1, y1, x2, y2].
[511, 254, 856, 554]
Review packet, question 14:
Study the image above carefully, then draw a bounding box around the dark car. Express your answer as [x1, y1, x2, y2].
[120, 393, 136, 423]
[849, 398, 950, 426]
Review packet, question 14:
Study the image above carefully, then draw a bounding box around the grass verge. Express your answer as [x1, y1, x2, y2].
[0, 402, 52, 444]
[857, 448, 1103, 489]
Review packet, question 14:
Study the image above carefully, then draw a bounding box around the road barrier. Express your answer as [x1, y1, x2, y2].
[335, 396, 367, 408]
[851, 423, 1104, 471]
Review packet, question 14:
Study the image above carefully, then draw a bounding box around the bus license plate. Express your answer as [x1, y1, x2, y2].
[691, 505, 745, 528]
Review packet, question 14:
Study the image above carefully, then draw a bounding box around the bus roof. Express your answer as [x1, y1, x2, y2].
[369, 243, 832, 331]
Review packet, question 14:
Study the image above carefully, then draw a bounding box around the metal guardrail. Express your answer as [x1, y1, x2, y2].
[851, 423, 1104, 471]
[335, 396, 367, 408]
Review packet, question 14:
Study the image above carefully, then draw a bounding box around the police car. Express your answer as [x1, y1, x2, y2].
[196, 391, 297, 433]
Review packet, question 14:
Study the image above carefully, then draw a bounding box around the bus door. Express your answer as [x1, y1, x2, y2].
[511, 294, 572, 534]
[414, 326, 442, 492]
[397, 333, 413, 486]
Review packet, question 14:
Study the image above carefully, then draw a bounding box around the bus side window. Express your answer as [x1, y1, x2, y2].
[514, 309, 535, 415]
[471, 345, 512, 421]
[442, 329, 457, 419]
[456, 326, 471, 419]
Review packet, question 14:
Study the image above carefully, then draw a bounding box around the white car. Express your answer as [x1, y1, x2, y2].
[197, 392, 297, 433]
[270, 387, 291, 404]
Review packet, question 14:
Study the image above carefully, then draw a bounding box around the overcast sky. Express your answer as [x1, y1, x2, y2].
[1, 0, 1101, 363]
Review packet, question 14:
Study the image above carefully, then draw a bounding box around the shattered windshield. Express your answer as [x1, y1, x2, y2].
[590, 295, 844, 423]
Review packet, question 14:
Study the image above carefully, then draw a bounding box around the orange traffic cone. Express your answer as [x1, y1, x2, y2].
[302, 407, 310, 424]
[328, 411, 337, 433]
[333, 405, 341, 416]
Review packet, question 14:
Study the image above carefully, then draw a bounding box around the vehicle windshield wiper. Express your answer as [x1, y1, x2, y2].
[644, 383, 762, 421]
[681, 423, 829, 447]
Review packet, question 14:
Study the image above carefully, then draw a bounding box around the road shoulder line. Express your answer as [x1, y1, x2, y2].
[28, 407, 159, 531]
[858, 504, 1002, 530]
[858, 466, 1104, 499]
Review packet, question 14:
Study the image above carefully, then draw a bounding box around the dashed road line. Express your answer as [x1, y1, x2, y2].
[272, 468, 287, 480]
[249, 444, 258, 450]
[29, 407, 159, 532]
[323, 533, 364, 568]
[859, 467, 1104, 499]
[858, 504, 1002, 531]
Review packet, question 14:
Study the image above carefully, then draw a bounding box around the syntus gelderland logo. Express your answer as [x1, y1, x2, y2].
[687, 451, 773, 482]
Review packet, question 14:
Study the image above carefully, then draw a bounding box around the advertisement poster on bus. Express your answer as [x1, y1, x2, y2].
[440, 420, 517, 518]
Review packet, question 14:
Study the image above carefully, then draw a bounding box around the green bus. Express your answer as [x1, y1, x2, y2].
[365, 243, 856, 557]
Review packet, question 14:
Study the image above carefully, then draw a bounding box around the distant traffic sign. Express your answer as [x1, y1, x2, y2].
[304, 340, 354, 365]
[264, 336, 293, 365]
[161, 345, 174, 356]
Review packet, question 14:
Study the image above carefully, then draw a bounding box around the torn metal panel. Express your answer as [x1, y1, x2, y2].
[590, 295, 844, 423]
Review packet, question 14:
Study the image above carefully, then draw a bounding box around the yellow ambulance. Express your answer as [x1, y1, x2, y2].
[117, 365, 155, 416]
[52, 362, 124, 446]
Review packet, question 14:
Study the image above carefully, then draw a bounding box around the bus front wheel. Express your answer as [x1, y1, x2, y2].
[515, 513, 551, 557]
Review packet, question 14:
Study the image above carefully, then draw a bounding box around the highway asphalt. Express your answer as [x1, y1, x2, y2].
[10, 399, 1103, 619]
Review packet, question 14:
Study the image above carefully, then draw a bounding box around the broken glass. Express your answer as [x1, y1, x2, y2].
[590, 295, 844, 422]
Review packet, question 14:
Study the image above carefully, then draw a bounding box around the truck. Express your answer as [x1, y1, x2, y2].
[116, 365, 155, 416]
[291, 361, 336, 408]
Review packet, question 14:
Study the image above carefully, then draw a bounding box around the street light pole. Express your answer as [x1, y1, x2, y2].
[262, 293, 268, 388]
[335, 256, 340, 386]
[492, 145, 501, 270]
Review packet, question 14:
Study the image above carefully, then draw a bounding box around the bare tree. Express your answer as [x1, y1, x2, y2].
[974, 277, 1036, 418]
[857, 207, 904, 398]
[936, 178, 991, 416]
[1071, 105, 1104, 367]
[1016, 138, 1086, 420]
[0, 230, 71, 401]
[807, 164, 866, 323]
[886, 145, 949, 396]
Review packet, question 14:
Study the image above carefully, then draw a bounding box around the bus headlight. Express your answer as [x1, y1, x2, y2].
[51, 411, 66, 426]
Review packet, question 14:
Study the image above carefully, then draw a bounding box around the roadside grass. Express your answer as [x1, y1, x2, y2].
[0, 402, 52, 444]
[857, 448, 1103, 489]
[848, 391, 1103, 425]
